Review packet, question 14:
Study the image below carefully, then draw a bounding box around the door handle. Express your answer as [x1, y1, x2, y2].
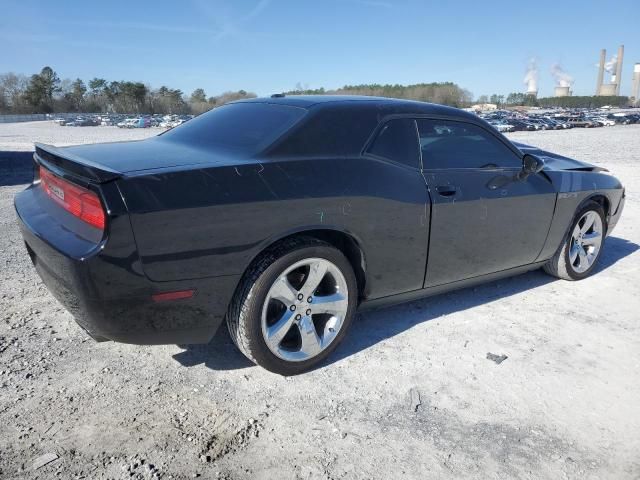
[435, 185, 458, 197]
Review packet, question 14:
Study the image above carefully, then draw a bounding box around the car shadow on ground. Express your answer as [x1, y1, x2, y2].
[0, 151, 34, 187]
[173, 236, 639, 373]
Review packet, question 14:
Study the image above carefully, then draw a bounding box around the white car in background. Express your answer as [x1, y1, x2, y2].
[488, 120, 515, 133]
[594, 117, 615, 126]
[117, 118, 138, 129]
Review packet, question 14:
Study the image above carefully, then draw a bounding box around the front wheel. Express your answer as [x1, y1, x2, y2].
[227, 237, 358, 375]
[543, 201, 606, 280]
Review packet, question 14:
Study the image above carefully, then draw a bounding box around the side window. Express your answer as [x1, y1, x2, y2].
[416, 119, 521, 169]
[367, 118, 420, 168]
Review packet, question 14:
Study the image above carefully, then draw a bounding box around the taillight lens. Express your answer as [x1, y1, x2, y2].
[39, 166, 105, 230]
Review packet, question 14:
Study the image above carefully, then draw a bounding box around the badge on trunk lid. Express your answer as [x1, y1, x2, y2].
[50, 184, 65, 201]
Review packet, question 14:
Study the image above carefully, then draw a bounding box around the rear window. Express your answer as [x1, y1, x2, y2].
[161, 102, 306, 154]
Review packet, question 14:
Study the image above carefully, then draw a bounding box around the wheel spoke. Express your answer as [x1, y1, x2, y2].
[569, 243, 580, 264]
[572, 224, 581, 240]
[269, 276, 298, 305]
[302, 260, 328, 295]
[581, 212, 596, 234]
[582, 231, 601, 246]
[312, 293, 347, 315]
[577, 246, 588, 269]
[297, 316, 322, 356]
[265, 310, 296, 349]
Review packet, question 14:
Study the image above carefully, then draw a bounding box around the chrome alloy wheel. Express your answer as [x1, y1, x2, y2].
[569, 211, 603, 274]
[261, 258, 349, 362]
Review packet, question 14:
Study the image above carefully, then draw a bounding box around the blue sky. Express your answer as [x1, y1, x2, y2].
[1, 0, 638, 99]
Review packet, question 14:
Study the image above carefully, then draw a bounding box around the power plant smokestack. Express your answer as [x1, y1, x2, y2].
[633, 63, 640, 105]
[596, 45, 624, 96]
[596, 49, 606, 96]
[615, 44, 624, 96]
[523, 58, 538, 97]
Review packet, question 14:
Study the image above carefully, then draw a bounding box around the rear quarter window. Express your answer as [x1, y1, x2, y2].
[267, 104, 380, 158]
[366, 118, 420, 168]
[161, 103, 306, 155]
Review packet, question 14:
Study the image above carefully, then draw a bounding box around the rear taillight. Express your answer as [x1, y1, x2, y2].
[39, 166, 105, 230]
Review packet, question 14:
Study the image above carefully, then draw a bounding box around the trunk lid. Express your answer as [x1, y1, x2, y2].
[35, 143, 122, 183]
[59, 137, 241, 178]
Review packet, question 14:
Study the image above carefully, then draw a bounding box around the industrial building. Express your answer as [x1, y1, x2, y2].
[551, 63, 573, 97]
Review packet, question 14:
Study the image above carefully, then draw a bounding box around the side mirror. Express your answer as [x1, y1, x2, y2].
[519, 154, 545, 179]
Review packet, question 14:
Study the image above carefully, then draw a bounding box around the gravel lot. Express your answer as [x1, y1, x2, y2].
[1, 122, 639, 479]
[0, 121, 157, 151]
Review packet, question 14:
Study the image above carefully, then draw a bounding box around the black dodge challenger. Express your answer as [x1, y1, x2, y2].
[15, 96, 625, 374]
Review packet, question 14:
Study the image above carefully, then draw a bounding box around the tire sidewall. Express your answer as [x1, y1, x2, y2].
[242, 244, 358, 375]
[562, 202, 606, 280]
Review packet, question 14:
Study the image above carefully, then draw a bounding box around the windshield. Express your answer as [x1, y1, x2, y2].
[160, 102, 306, 155]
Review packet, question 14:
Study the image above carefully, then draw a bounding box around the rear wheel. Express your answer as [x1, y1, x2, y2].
[543, 201, 606, 280]
[227, 237, 357, 375]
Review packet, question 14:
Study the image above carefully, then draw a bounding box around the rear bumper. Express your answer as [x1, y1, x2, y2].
[15, 185, 240, 345]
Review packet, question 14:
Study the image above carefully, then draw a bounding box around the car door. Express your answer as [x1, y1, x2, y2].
[417, 118, 556, 287]
[362, 117, 431, 296]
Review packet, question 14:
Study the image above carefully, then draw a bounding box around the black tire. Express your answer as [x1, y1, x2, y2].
[543, 201, 607, 281]
[226, 237, 358, 375]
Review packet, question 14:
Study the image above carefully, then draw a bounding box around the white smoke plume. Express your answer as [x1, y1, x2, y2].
[551, 63, 574, 87]
[604, 54, 618, 74]
[523, 58, 538, 94]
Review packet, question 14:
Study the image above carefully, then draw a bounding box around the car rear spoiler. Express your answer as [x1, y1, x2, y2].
[34, 143, 122, 183]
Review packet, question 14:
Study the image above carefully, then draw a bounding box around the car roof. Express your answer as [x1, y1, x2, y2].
[233, 94, 477, 121]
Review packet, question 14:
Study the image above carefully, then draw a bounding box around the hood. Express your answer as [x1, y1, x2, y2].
[511, 141, 607, 173]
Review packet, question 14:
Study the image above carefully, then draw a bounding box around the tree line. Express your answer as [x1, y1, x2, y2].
[4, 65, 628, 115]
[0, 69, 475, 114]
[0, 66, 256, 115]
[285, 82, 473, 107]
[535, 95, 630, 108]
[478, 92, 630, 108]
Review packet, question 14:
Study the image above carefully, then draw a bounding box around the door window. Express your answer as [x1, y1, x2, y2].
[417, 119, 521, 169]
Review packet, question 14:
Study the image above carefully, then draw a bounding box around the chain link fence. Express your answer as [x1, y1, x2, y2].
[0, 114, 48, 123]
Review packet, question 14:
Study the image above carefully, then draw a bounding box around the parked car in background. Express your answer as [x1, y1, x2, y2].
[592, 116, 615, 127]
[488, 120, 515, 132]
[505, 119, 536, 131]
[117, 118, 138, 128]
[564, 116, 597, 128]
[546, 118, 571, 129]
[135, 117, 151, 128]
[608, 113, 632, 124]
